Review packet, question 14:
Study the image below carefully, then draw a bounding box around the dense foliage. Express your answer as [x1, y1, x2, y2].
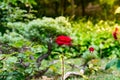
[0, 17, 72, 79]
[0, 16, 120, 79]
[0, 0, 120, 79]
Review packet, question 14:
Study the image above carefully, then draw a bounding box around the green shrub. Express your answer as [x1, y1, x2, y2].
[71, 19, 119, 58]
[0, 16, 72, 79]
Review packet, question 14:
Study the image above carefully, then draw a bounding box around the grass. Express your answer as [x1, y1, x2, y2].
[40, 58, 120, 80]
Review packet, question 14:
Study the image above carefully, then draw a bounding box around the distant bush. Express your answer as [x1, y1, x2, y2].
[71, 19, 120, 58]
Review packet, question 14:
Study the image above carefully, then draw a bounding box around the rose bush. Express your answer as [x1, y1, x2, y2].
[55, 35, 72, 80]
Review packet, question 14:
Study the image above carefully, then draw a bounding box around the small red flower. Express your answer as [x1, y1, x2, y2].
[113, 31, 117, 40]
[89, 47, 94, 53]
[112, 27, 119, 40]
[55, 35, 72, 46]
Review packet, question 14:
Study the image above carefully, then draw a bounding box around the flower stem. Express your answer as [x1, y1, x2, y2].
[61, 54, 64, 80]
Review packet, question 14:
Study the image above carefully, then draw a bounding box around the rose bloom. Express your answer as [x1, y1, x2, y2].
[55, 35, 72, 46]
[112, 27, 119, 40]
[89, 47, 94, 53]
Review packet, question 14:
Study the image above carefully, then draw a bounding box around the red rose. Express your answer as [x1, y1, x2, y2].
[89, 47, 94, 53]
[112, 27, 119, 40]
[55, 35, 72, 46]
[113, 31, 117, 40]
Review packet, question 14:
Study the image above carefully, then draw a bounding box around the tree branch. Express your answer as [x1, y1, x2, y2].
[36, 37, 53, 67]
[64, 72, 82, 80]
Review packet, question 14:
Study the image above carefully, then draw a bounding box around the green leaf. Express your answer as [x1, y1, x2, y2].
[115, 7, 120, 14]
[116, 59, 120, 70]
[12, 40, 24, 48]
[6, 76, 13, 80]
[0, 62, 3, 69]
[25, 68, 33, 74]
[6, 57, 18, 63]
[105, 58, 118, 70]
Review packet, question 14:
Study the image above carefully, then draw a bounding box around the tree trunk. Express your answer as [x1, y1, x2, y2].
[60, 0, 64, 16]
[71, 0, 75, 17]
[55, 2, 59, 16]
[81, 0, 85, 16]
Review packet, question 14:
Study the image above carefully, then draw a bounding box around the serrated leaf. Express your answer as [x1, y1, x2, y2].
[105, 58, 118, 70]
